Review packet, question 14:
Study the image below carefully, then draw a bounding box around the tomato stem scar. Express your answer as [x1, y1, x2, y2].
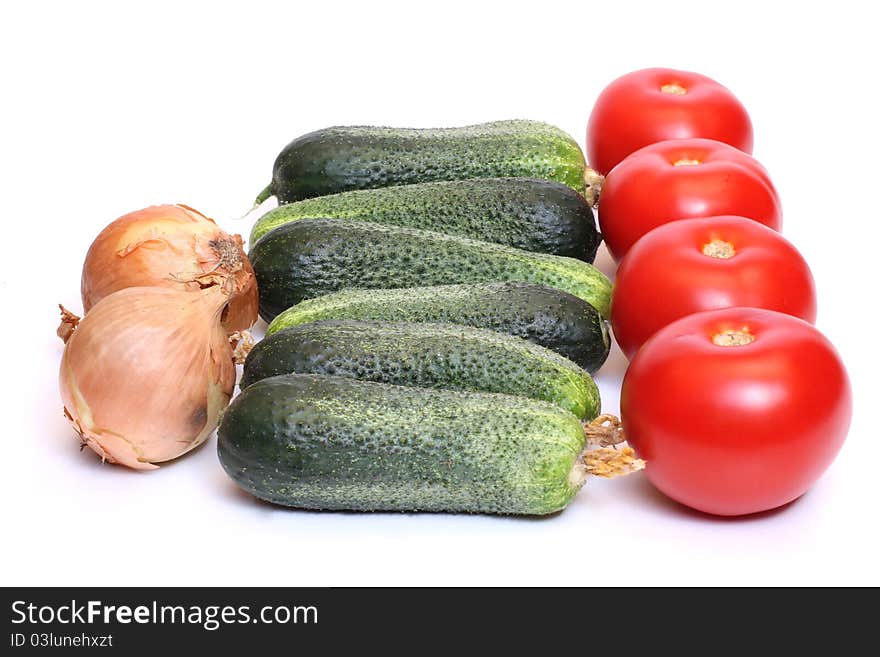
[661, 83, 687, 95]
[712, 329, 755, 346]
[702, 239, 736, 258]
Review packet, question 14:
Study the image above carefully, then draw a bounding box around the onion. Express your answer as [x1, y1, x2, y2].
[81, 204, 258, 332]
[59, 285, 236, 470]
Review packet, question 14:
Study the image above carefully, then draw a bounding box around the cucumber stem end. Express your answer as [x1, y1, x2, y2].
[583, 413, 625, 448]
[252, 183, 274, 209]
[574, 414, 646, 484]
[583, 446, 645, 479]
[583, 167, 604, 207]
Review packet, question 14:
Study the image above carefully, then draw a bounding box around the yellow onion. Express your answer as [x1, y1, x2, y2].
[81, 204, 258, 333]
[59, 285, 236, 470]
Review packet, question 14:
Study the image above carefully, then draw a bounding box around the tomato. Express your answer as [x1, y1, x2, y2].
[586, 67, 753, 175]
[621, 308, 851, 516]
[597, 138, 782, 260]
[610, 216, 816, 359]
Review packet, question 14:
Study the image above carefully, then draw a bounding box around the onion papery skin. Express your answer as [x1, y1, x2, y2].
[59, 286, 236, 470]
[81, 204, 258, 333]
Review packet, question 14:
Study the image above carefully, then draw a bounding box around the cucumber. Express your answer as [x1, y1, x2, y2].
[250, 219, 612, 322]
[267, 283, 610, 374]
[240, 320, 600, 420]
[255, 120, 588, 205]
[217, 374, 589, 515]
[250, 178, 600, 261]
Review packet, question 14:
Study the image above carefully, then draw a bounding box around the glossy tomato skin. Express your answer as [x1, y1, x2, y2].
[611, 216, 817, 359]
[586, 68, 753, 175]
[598, 138, 782, 261]
[622, 308, 851, 516]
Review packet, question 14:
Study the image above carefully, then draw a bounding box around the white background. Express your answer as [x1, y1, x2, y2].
[1, 0, 877, 586]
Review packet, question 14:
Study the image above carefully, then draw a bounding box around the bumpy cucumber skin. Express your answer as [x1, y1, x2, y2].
[217, 374, 587, 515]
[250, 219, 612, 322]
[264, 120, 587, 203]
[240, 320, 600, 420]
[267, 283, 610, 374]
[250, 177, 600, 261]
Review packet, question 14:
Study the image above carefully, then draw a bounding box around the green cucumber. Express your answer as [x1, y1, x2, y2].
[250, 219, 612, 322]
[267, 283, 610, 374]
[217, 374, 589, 515]
[240, 320, 600, 420]
[255, 120, 589, 205]
[250, 177, 600, 261]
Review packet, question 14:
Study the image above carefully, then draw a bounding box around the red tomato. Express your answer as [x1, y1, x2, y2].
[598, 138, 782, 260]
[611, 216, 816, 359]
[622, 308, 851, 516]
[586, 67, 753, 175]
